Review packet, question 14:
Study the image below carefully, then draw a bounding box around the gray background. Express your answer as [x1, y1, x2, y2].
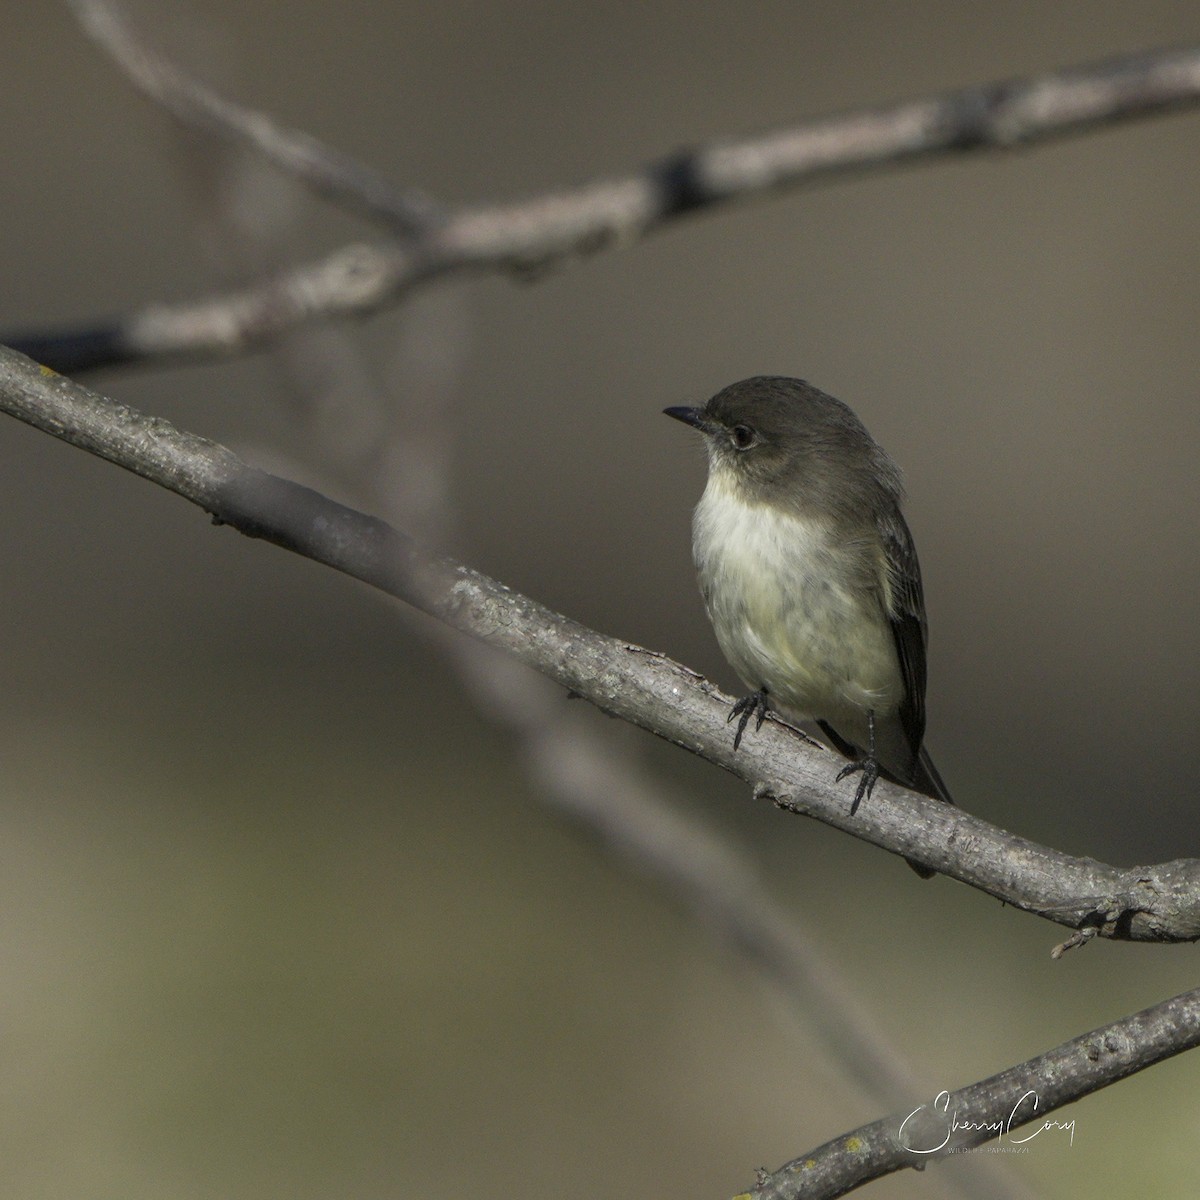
[2, 2, 1200, 1197]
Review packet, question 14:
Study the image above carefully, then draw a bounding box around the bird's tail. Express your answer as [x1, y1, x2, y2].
[912, 746, 954, 806]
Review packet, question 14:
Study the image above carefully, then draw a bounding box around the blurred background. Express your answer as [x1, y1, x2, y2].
[2, 2, 1200, 1197]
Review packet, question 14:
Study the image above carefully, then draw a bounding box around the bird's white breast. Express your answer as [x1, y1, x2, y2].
[692, 468, 902, 732]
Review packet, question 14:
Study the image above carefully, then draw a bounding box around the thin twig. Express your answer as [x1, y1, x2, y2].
[3, 343, 1200, 952]
[750, 984, 1200, 1199]
[67, 0, 441, 234]
[14, 42, 1200, 371]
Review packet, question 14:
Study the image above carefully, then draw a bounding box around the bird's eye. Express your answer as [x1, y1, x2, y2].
[730, 424, 757, 450]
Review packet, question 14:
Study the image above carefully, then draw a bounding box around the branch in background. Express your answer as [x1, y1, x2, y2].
[12, 40, 1200, 372]
[67, 0, 442, 235]
[749, 984, 1200, 1200]
[4, 343, 1200, 954]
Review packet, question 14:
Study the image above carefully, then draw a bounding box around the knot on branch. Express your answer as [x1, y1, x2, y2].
[1118, 860, 1200, 941]
[1048, 858, 1200, 948]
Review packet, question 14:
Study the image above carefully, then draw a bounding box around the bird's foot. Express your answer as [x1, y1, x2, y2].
[836, 755, 881, 816]
[836, 708, 879, 816]
[728, 687, 770, 750]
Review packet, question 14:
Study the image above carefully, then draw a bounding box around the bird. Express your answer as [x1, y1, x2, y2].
[664, 376, 952, 876]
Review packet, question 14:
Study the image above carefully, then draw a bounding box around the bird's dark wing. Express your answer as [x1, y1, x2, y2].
[881, 510, 955, 816]
[878, 509, 928, 765]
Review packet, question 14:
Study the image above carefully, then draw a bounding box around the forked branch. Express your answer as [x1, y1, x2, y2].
[11, 28, 1200, 372]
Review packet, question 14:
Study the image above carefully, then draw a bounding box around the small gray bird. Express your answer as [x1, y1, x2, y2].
[665, 376, 952, 875]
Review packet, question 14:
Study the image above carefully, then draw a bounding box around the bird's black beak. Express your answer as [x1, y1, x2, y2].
[663, 406, 708, 431]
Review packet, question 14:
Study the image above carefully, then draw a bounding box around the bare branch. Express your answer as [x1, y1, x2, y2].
[750, 984, 1200, 1199]
[4, 343, 1200, 951]
[67, 0, 441, 235]
[14, 43, 1200, 372]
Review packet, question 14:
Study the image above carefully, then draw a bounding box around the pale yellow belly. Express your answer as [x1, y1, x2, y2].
[693, 478, 903, 741]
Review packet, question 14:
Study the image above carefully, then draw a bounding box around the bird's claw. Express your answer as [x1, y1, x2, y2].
[836, 755, 880, 816]
[728, 688, 769, 750]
